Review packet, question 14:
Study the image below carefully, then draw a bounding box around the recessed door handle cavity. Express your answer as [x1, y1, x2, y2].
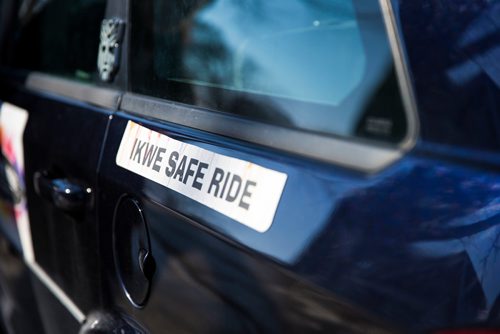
[33, 171, 93, 212]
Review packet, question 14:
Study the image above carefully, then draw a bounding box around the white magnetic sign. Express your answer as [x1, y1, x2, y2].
[116, 121, 288, 232]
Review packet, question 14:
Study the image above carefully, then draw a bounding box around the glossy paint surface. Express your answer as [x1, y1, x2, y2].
[99, 114, 396, 333]
[0, 1, 498, 333]
[97, 110, 500, 332]
[396, 0, 500, 150]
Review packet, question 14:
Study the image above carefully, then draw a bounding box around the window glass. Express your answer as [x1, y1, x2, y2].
[5, 0, 106, 82]
[131, 0, 408, 144]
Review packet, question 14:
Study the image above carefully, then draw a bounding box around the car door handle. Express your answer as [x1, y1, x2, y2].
[33, 171, 93, 212]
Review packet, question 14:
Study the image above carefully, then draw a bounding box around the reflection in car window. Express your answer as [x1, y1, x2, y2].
[6, 0, 106, 82]
[131, 0, 408, 144]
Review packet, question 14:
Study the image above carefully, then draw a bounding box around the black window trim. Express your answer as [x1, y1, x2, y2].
[21, 0, 418, 173]
[25, 72, 121, 110]
[119, 92, 405, 171]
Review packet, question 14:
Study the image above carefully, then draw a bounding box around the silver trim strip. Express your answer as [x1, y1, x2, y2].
[121, 94, 403, 172]
[26, 72, 121, 110]
[28, 261, 86, 323]
[380, 0, 420, 150]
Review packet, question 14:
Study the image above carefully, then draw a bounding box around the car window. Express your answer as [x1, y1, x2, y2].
[4, 0, 106, 82]
[130, 0, 409, 144]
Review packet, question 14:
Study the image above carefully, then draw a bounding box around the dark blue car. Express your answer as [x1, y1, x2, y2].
[0, 0, 499, 333]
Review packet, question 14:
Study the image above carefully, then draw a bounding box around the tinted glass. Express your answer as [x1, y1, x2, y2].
[131, 0, 408, 143]
[5, 0, 106, 82]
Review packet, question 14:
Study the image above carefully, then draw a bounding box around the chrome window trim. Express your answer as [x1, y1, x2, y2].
[379, 0, 420, 150]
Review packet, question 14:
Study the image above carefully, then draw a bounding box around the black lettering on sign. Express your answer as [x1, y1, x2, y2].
[142, 143, 158, 167]
[165, 151, 179, 177]
[207, 169, 257, 209]
[208, 168, 224, 196]
[153, 147, 166, 172]
[173, 155, 187, 182]
[130, 138, 138, 159]
[133, 140, 146, 163]
[226, 175, 242, 203]
[127, 136, 262, 212]
[183, 158, 199, 185]
[239, 180, 256, 210]
[193, 162, 208, 190]
[219, 172, 231, 199]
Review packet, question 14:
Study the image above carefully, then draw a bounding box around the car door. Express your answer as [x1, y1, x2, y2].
[95, 0, 427, 333]
[1, 0, 498, 333]
[0, 0, 123, 332]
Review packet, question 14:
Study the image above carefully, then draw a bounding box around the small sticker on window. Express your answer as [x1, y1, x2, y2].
[364, 117, 394, 136]
[116, 121, 287, 232]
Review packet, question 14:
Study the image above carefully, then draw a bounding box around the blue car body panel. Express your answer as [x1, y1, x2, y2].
[0, 0, 498, 333]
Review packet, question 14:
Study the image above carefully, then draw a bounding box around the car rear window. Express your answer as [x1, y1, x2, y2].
[130, 0, 409, 144]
